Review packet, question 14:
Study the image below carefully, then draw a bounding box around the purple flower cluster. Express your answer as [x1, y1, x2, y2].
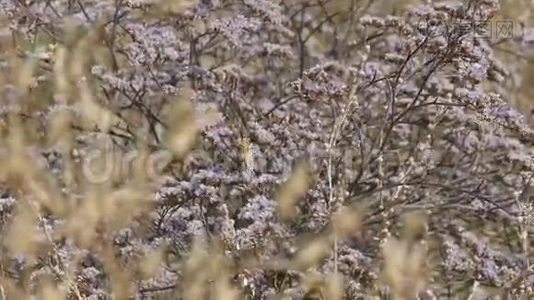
[2, 0, 534, 298]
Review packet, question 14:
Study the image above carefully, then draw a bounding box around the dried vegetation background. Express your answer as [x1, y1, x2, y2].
[2, 0, 534, 299]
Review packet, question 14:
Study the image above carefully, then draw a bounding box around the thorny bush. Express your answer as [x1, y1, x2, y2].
[1, 0, 534, 299]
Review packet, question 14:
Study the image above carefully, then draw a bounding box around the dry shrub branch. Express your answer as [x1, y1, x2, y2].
[1, 0, 534, 299]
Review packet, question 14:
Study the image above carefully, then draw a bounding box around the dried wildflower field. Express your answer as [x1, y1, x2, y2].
[2, 0, 534, 299]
